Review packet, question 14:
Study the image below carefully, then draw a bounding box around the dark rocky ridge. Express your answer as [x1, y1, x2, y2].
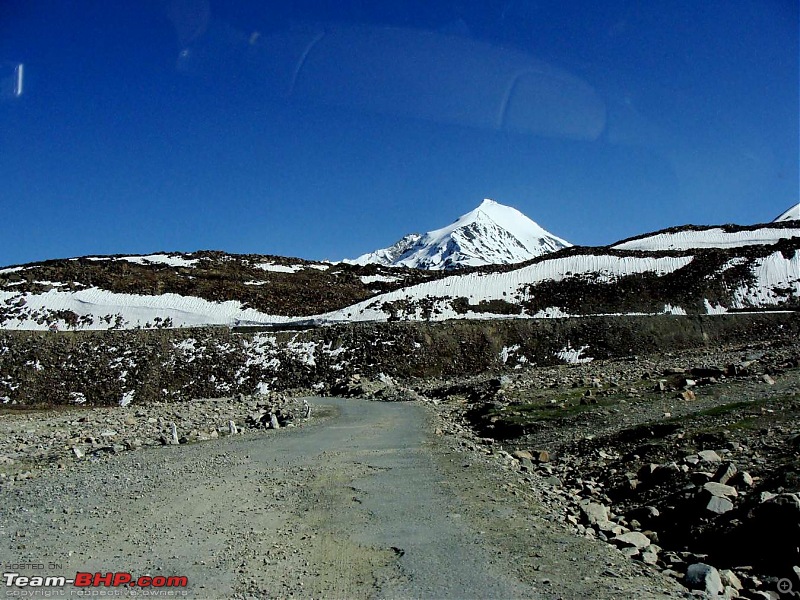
[1, 313, 798, 407]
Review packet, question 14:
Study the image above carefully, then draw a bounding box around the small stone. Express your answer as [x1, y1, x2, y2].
[698, 450, 722, 463]
[713, 462, 738, 485]
[661, 569, 682, 579]
[719, 569, 742, 591]
[228, 420, 238, 434]
[641, 551, 658, 565]
[580, 502, 610, 527]
[169, 422, 179, 445]
[679, 390, 696, 401]
[703, 482, 738, 498]
[762, 374, 775, 385]
[760, 491, 777, 503]
[705, 496, 734, 515]
[685, 563, 724, 597]
[612, 531, 652, 550]
[512, 450, 533, 461]
[543, 476, 562, 488]
[72, 447, 84, 459]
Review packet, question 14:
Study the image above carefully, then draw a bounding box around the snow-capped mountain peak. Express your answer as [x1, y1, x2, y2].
[774, 203, 800, 222]
[349, 199, 571, 270]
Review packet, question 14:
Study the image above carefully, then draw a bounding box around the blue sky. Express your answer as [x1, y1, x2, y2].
[0, 0, 797, 266]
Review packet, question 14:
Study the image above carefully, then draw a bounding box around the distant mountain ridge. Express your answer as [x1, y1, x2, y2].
[0, 207, 798, 331]
[348, 199, 571, 270]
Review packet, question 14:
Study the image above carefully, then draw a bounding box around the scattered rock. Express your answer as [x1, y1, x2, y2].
[580, 502, 610, 528]
[685, 563, 724, 597]
[704, 496, 734, 515]
[713, 462, 737, 485]
[612, 531, 652, 551]
[719, 569, 742, 591]
[698, 450, 722, 463]
[169, 422, 179, 445]
[703, 482, 738, 498]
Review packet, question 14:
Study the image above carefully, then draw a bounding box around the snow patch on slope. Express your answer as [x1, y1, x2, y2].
[613, 227, 799, 251]
[556, 345, 593, 364]
[84, 254, 200, 267]
[360, 274, 401, 284]
[119, 254, 199, 268]
[325, 254, 694, 322]
[732, 250, 800, 308]
[0, 288, 295, 330]
[256, 262, 328, 273]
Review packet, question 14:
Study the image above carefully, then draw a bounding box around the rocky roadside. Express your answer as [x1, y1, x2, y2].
[0, 392, 314, 486]
[408, 340, 800, 600]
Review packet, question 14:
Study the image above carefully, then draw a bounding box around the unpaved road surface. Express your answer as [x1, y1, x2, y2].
[0, 398, 682, 599]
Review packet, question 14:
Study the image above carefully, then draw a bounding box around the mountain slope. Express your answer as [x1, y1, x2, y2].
[611, 222, 800, 251]
[349, 199, 571, 269]
[774, 203, 800, 222]
[325, 239, 800, 323]
[0, 224, 797, 331]
[0, 252, 446, 330]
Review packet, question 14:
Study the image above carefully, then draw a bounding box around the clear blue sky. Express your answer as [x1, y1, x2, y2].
[0, 0, 797, 266]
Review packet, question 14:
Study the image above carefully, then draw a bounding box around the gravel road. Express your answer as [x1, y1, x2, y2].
[0, 398, 682, 599]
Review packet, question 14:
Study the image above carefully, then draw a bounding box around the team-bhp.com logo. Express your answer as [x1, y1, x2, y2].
[4, 571, 188, 589]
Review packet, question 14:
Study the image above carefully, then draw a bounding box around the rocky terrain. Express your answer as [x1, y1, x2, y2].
[1, 316, 798, 598]
[1, 313, 798, 406]
[417, 339, 800, 599]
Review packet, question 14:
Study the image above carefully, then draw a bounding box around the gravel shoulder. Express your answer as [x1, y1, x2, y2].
[0, 397, 682, 599]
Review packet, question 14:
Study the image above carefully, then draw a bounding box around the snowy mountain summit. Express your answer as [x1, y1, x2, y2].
[350, 199, 571, 270]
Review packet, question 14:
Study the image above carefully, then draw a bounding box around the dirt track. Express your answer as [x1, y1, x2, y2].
[0, 398, 683, 599]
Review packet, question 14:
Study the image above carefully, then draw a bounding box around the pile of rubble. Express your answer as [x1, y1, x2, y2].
[0, 391, 310, 486]
[330, 372, 427, 403]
